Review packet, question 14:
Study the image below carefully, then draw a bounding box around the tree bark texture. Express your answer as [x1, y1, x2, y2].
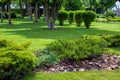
[34, 2, 38, 23]
[26, 2, 32, 20]
[0, 5, 3, 22]
[43, 0, 64, 29]
[8, 0, 11, 24]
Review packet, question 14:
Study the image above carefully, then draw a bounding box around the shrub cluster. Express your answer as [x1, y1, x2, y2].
[47, 35, 109, 60]
[58, 10, 96, 28]
[57, 10, 68, 26]
[0, 39, 37, 80]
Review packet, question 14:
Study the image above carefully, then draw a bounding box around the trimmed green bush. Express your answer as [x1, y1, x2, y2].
[58, 10, 68, 26]
[68, 11, 75, 24]
[0, 50, 36, 80]
[47, 35, 109, 60]
[75, 11, 84, 27]
[83, 11, 96, 28]
[0, 38, 37, 80]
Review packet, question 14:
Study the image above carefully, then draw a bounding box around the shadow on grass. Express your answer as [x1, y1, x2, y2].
[0, 23, 120, 39]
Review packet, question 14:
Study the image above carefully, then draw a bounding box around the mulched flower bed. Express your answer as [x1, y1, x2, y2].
[34, 54, 120, 72]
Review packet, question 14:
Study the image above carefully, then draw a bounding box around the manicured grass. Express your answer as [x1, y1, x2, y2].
[24, 70, 120, 80]
[1, 18, 120, 79]
[0, 18, 120, 52]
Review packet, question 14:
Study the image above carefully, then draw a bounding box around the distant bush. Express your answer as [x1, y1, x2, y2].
[83, 11, 96, 28]
[104, 11, 115, 18]
[47, 35, 109, 60]
[75, 11, 84, 27]
[68, 11, 75, 24]
[58, 10, 68, 26]
[0, 38, 37, 80]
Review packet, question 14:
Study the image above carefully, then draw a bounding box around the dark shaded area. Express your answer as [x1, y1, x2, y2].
[0, 22, 120, 40]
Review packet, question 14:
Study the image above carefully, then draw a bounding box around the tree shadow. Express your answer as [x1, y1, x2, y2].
[1, 23, 120, 39]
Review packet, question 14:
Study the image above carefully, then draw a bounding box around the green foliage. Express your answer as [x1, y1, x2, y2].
[34, 49, 58, 67]
[57, 10, 68, 26]
[104, 11, 115, 18]
[101, 34, 120, 47]
[0, 50, 36, 80]
[64, 0, 83, 11]
[0, 38, 37, 80]
[83, 11, 96, 28]
[75, 11, 84, 27]
[47, 35, 109, 60]
[68, 11, 75, 24]
[0, 38, 30, 51]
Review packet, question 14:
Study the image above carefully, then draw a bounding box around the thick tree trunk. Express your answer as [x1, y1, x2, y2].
[1, 5, 3, 22]
[8, 0, 11, 25]
[34, 2, 38, 23]
[19, 0, 24, 18]
[26, 2, 32, 20]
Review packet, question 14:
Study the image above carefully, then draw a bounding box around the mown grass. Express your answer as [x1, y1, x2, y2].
[24, 70, 120, 80]
[0, 18, 120, 80]
[0, 18, 120, 52]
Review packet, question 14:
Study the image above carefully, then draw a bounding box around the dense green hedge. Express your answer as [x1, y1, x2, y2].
[68, 11, 75, 24]
[83, 11, 96, 28]
[75, 11, 84, 27]
[0, 39, 37, 80]
[58, 10, 68, 26]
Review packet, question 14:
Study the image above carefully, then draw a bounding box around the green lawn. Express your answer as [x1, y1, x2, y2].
[0, 18, 120, 80]
[24, 70, 120, 80]
[0, 18, 120, 51]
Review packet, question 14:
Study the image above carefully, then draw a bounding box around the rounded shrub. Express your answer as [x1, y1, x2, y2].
[0, 38, 37, 80]
[104, 11, 115, 18]
[68, 11, 75, 24]
[0, 50, 37, 80]
[75, 11, 84, 27]
[57, 10, 68, 26]
[83, 11, 96, 28]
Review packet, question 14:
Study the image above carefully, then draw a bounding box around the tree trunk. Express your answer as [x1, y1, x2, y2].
[8, 0, 11, 25]
[19, 0, 24, 18]
[0, 5, 3, 22]
[106, 9, 109, 23]
[26, 2, 32, 20]
[43, 0, 64, 30]
[34, 2, 38, 23]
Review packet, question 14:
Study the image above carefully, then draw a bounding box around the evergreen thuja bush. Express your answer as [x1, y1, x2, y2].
[83, 11, 96, 28]
[57, 10, 68, 26]
[75, 11, 84, 27]
[0, 38, 37, 80]
[68, 11, 75, 24]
